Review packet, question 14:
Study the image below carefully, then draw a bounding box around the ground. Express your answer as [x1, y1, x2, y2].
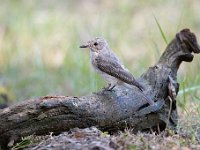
[12, 120, 199, 150]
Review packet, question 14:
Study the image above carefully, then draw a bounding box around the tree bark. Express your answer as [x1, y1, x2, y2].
[0, 29, 200, 147]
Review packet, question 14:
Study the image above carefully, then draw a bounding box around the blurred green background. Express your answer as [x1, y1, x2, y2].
[0, 0, 199, 116]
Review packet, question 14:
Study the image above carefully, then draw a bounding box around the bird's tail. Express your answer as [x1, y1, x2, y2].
[140, 93, 155, 105]
[130, 81, 155, 105]
[126, 82, 154, 105]
[132, 81, 145, 92]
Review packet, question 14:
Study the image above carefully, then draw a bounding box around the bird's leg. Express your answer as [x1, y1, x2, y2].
[103, 83, 111, 91]
[109, 85, 116, 91]
[103, 83, 115, 91]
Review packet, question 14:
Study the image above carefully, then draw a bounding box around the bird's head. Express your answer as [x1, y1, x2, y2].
[80, 37, 108, 53]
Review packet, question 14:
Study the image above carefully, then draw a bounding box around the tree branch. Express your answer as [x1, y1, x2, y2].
[0, 29, 199, 147]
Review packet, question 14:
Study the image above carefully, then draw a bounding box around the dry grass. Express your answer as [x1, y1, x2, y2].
[12, 124, 199, 150]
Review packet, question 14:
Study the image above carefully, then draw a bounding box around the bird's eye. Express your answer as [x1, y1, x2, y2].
[94, 42, 98, 46]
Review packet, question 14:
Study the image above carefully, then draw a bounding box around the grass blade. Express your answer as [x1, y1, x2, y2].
[178, 85, 200, 95]
[153, 15, 168, 45]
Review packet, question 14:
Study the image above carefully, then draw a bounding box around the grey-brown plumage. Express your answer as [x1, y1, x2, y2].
[80, 37, 154, 105]
[95, 55, 145, 91]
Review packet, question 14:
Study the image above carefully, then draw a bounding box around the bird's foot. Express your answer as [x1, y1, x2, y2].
[103, 84, 116, 92]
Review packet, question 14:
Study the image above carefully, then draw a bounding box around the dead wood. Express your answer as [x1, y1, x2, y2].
[0, 28, 199, 147]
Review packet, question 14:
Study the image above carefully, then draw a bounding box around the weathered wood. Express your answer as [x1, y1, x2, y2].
[0, 29, 199, 147]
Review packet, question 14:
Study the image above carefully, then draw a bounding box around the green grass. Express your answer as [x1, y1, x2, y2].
[153, 14, 168, 45]
[0, 0, 199, 148]
[0, 0, 198, 100]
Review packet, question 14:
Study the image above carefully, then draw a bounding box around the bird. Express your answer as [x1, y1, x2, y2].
[80, 37, 154, 105]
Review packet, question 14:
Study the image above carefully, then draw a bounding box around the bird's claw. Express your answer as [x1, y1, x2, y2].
[103, 84, 116, 92]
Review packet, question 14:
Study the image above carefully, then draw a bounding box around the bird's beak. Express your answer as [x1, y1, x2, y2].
[79, 44, 89, 48]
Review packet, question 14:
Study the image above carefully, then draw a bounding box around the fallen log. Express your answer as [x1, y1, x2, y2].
[0, 29, 199, 147]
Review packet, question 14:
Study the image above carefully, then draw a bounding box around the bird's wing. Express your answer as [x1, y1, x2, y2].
[95, 55, 144, 91]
